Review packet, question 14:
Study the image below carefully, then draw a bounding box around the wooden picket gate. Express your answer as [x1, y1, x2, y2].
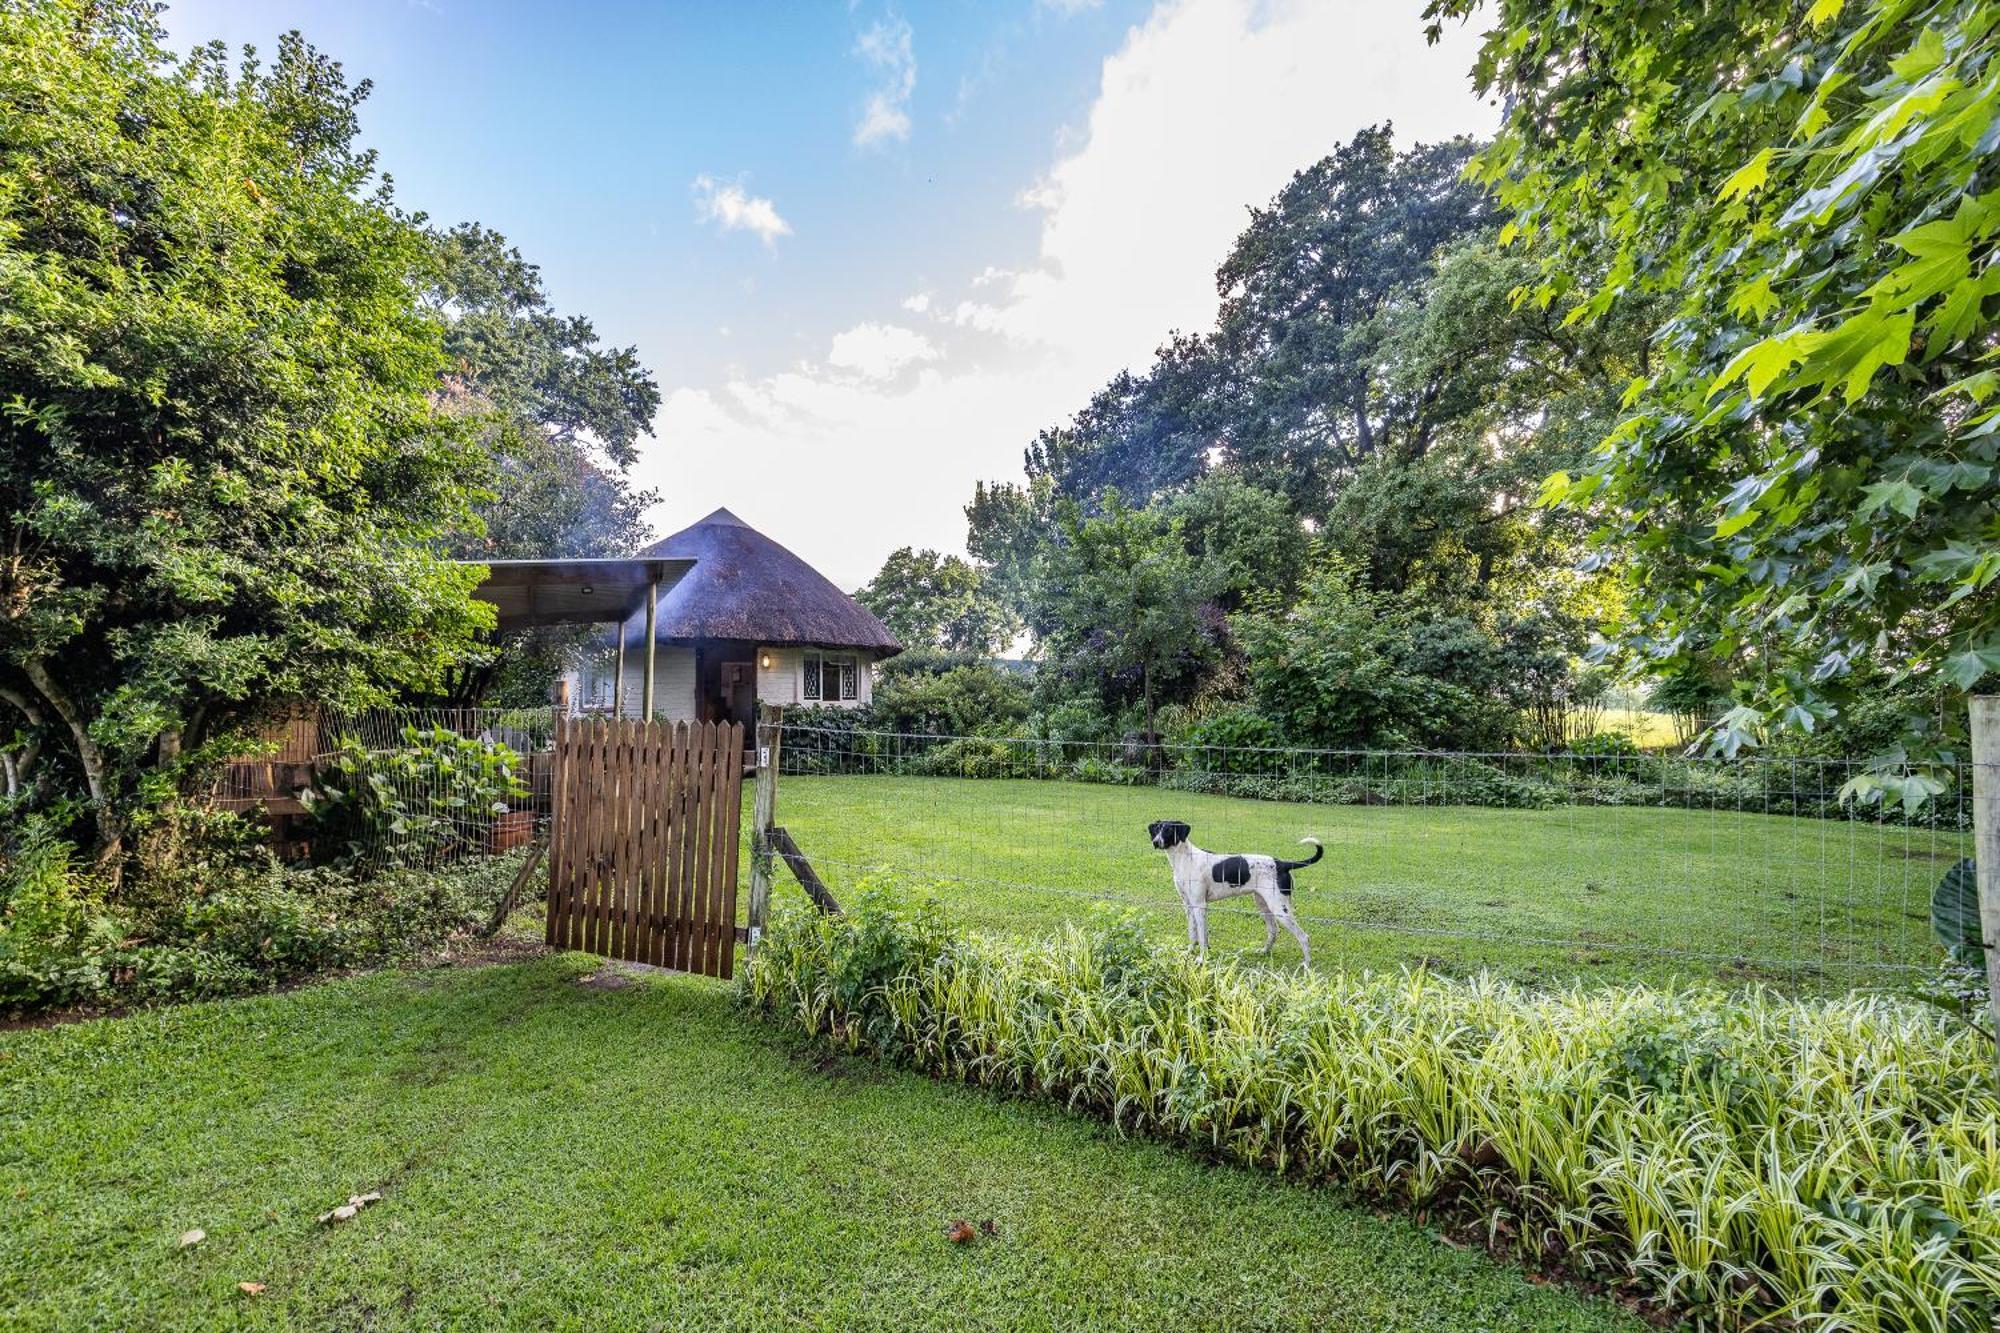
[546, 716, 746, 978]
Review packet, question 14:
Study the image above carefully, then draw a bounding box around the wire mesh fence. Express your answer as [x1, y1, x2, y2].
[769, 725, 1973, 993]
[217, 705, 557, 873]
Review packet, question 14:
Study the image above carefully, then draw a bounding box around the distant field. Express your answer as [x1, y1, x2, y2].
[760, 774, 1962, 993]
[1589, 707, 1685, 749]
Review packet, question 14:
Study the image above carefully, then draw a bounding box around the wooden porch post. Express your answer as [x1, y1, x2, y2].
[612, 622, 626, 720]
[641, 578, 658, 720]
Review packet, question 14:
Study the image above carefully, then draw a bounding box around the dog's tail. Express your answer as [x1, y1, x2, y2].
[1277, 836, 1323, 872]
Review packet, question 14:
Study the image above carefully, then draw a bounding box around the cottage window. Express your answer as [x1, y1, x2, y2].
[802, 652, 858, 702]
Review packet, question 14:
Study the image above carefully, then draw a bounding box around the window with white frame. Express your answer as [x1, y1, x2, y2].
[802, 652, 858, 702]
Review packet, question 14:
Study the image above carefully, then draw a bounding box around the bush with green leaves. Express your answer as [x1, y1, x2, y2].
[1235, 558, 1517, 752]
[301, 725, 526, 869]
[1172, 710, 1280, 773]
[869, 652, 1032, 737]
[744, 896, 2000, 1330]
[0, 818, 531, 1014]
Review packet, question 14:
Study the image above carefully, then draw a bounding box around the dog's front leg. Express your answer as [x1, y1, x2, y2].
[1189, 902, 1209, 958]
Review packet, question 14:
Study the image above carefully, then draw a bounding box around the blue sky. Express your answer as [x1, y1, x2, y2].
[163, 1, 1497, 588]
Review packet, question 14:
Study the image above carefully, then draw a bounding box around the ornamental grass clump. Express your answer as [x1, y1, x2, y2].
[742, 892, 2000, 1330]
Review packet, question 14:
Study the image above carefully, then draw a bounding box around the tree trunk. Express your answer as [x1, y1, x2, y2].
[20, 658, 125, 884]
[1142, 660, 1156, 749]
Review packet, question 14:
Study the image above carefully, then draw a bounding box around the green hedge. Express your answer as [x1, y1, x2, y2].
[743, 894, 2000, 1331]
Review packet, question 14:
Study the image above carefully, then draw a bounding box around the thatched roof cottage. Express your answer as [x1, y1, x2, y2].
[564, 507, 900, 727]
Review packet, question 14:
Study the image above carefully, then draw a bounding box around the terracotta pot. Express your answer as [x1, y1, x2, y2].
[490, 809, 535, 852]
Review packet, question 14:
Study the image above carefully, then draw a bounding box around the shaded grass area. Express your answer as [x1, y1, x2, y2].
[760, 775, 1963, 992]
[0, 958, 1642, 1332]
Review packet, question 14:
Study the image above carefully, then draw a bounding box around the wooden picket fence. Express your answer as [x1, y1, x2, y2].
[545, 716, 746, 978]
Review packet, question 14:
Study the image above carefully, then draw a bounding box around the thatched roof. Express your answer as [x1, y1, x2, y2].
[626, 508, 901, 654]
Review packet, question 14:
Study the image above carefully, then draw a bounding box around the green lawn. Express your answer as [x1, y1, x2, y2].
[1, 957, 1643, 1332]
[762, 774, 1964, 992]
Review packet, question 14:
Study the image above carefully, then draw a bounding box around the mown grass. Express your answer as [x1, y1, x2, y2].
[0, 956, 1644, 1332]
[760, 775, 1964, 992]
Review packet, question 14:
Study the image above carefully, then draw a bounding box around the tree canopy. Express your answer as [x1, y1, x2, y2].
[854, 547, 1017, 656]
[1021, 127, 1498, 518]
[1427, 0, 2000, 787]
[425, 221, 659, 564]
[422, 221, 663, 704]
[0, 2, 491, 867]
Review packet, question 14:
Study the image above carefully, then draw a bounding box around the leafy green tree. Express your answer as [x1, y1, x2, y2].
[0, 4, 490, 872]
[1328, 236, 1651, 600]
[1207, 127, 1495, 512]
[1234, 556, 1513, 750]
[1157, 473, 1308, 612]
[1019, 128, 1494, 518]
[964, 476, 1058, 630]
[1428, 0, 2000, 786]
[1037, 492, 1215, 741]
[855, 547, 1018, 656]
[1024, 333, 1221, 504]
[425, 222, 659, 563]
[421, 223, 662, 703]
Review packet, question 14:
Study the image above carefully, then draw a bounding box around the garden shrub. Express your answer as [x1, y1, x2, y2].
[1173, 710, 1280, 772]
[905, 736, 1021, 779]
[0, 820, 130, 1010]
[870, 654, 1031, 737]
[744, 896, 2000, 1331]
[1567, 730, 1641, 758]
[0, 822, 532, 1016]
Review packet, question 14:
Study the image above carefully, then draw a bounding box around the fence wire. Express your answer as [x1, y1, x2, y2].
[218, 706, 557, 873]
[770, 725, 1973, 993]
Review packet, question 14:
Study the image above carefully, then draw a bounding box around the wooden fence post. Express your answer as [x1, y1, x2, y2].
[747, 704, 782, 951]
[1972, 695, 2000, 1081]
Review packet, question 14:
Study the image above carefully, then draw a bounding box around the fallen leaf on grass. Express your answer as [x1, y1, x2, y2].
[178, 1228, 206, 1248]
[944, 1218, 977, 1244]
[317, 1191, 384, 1225]
[237, 1282, 265, 1296]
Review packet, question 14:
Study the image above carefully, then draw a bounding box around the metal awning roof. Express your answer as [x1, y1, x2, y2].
[466, 557, 695, 631]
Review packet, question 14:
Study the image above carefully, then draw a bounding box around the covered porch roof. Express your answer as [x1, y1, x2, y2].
[466, 557, 695, 632]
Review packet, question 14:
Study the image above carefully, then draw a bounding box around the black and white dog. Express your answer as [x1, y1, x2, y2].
[1147, 820, 1321, 964]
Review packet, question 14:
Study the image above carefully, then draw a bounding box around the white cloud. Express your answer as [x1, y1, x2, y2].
[853, 15, 916, 148]
[691, 174, 792, 246]
[642, 0, 1493, 589]
[826, 322, 940, 379]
